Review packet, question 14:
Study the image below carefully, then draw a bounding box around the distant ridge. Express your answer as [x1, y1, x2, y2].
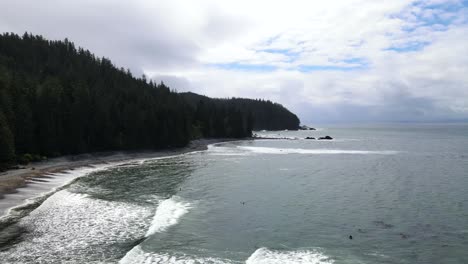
[181, 92, 300, 131]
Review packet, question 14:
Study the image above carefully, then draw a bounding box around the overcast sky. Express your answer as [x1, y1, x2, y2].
[1, 0, 467, 124]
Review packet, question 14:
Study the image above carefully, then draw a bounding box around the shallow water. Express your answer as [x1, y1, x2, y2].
[1, 124, 467, 263]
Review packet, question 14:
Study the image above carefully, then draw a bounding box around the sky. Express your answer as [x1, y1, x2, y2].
[1, 0, 468, 124]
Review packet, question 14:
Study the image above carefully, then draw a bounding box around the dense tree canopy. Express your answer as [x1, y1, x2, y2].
[181, 92, 300, 131]
[0, 33, 300, 168]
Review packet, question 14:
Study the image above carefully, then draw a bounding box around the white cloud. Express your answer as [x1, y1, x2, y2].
[1, 0, 467, 123]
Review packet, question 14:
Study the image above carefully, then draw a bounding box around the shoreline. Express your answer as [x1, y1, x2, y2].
[0, 138, 241, 220]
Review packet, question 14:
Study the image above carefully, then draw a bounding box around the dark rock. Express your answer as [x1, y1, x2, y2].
[305, 137, 315, 139]
[318, 136, 333, 140]
[299, 125, 316, 130]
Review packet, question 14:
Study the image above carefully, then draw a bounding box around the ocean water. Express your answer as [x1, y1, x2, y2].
[1, 124, 467, 263]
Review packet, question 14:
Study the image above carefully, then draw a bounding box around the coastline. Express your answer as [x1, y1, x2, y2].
[0, 138, 240, 220]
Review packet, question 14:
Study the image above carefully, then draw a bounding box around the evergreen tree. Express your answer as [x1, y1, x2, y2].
[0, 32, 300, 169]
[0, 110, 15, 164]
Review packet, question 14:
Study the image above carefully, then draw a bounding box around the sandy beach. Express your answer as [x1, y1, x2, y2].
[0, 138, 236, 218]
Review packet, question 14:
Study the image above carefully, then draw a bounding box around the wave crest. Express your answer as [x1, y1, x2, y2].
[120, 245, 233, 264]
[238, 146, 398, 155]
[246, 247, 334, 264]
[145, 196, 192, 237]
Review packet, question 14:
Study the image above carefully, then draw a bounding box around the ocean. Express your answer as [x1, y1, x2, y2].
[1, 124, 467, 263]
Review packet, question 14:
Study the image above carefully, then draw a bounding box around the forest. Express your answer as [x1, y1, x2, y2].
[0, 33, 300, 168]
[181, 92, 300, 131]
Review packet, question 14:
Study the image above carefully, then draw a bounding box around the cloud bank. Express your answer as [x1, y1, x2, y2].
[1, 0, 467, 123]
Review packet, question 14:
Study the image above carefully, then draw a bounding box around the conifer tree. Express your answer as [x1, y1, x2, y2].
[0, 110, 15, 164]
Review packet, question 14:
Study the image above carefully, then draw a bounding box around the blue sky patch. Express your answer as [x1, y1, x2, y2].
[209, 62, 277, 72]
[385, 41, 430, 52]
[341, 57, 367, 65]
[258, 48, 300, 62]
[392, 0, 467, 33]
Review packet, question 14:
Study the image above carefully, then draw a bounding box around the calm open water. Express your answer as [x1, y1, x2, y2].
[1, 124, 467, 263]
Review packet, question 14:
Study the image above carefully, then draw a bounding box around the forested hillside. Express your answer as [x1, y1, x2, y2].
[182, 92, 300, 131]
[0, 33, 300, 168]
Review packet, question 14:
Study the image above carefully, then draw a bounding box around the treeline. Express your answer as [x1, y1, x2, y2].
[0, 33, 299, 168]
[182, 92, 300, 131]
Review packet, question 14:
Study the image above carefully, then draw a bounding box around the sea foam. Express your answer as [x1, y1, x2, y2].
[238, 146, 398, 155]
[0, 163, 115, 220]
[145, 196, 192, 237]
[207, 145, 249, 156]
[120, 246, 335, 264]
[246, 248, 334, 264]
[253, 134, 299, 140]
[120, 246, 233, 264]
[0, 190, 152, 263]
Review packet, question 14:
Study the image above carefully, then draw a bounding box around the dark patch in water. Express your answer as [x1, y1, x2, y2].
[373, 220, 394, 229]
[0, 223, 26, 250]
[129, 237, 146, 249]
[115, 236, 147, 257]
[399, 233, 409, 239]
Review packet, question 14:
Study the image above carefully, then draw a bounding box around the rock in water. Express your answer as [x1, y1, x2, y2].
[299, 125, 316, 130]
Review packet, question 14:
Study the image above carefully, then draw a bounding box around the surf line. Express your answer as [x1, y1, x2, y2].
[119, 196, 192, 264]
[145, 195, 192, 237]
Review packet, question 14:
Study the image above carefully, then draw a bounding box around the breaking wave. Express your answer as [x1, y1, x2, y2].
[0, 190, 152, 263]
[0, 163, 115, 222]
[121, 247, 335, 264]
[145, 196, 192, 237]
[246, 248, 334, 264]
[120, 246, 234, 264]
[238, 146, 398, 155]
[120, 196, 193, 263]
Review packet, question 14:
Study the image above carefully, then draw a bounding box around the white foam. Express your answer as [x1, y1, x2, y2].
[119, 245, 148, 264]
[238, 146, 398, 155]
[145, 196, 192, 237]
[1, 163, 115, 218]
[253, 134, 298, 140]
[246, 248, 334, 264]
[207, 145, 249, 156]
[120, 245, 233, 264]
[0, 190, 153, 263]
[121, 247, 334, 264]
[1, 149, 205, 220]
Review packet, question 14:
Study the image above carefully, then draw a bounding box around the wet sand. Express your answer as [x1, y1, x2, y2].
[0, 139, 237, 218]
